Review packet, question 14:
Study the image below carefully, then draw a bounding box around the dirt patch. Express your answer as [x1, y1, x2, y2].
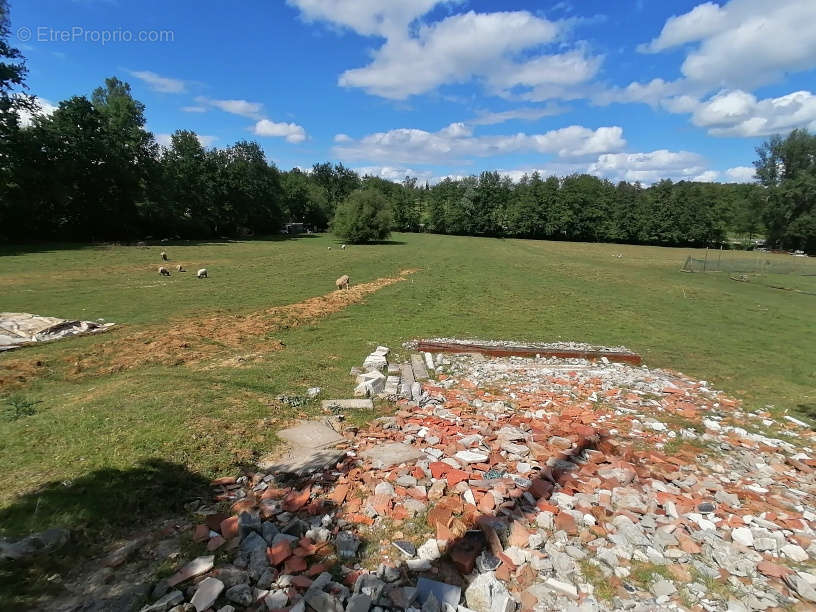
[0, 269, 417, 387]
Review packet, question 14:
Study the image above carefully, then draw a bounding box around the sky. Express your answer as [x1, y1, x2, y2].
[10, 0, 816, 185]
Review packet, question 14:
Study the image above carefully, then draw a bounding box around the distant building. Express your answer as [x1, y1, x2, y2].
[282, 223, 306, 234]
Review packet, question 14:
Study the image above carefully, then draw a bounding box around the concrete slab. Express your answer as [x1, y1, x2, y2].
[400, 363, 415, 398]
[410, 354, 429, 381]
[321, 399, 374, 411]
[277, 421, 344, 450]
[259, 448, 346, 475]
[360, 442, 424, 469]
[415, 577, 461, 609]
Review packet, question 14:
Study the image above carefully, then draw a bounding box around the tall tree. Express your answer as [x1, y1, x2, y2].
[89, 77, 157, 238]
[281, 168, 330, 230]
[756, 129, 816, 250]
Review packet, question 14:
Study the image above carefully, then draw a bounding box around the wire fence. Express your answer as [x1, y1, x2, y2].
[682, 248, 816, 295]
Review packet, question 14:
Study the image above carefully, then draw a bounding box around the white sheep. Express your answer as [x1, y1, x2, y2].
[335, 274, 350, 290]
[341, 244, 346, 250]
[161, 251, 168, 261]
[158, 266, 170, 277]
[328, 246, 332, 250]
[176, 264, 186, 272]
[197, 268, 208, 279]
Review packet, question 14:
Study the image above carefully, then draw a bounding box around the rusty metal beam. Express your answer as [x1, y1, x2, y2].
[416, 340, 642, 366]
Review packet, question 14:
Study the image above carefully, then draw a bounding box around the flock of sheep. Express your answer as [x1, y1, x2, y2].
[157, 251, 207, 279]
[155, 249, 350, 290]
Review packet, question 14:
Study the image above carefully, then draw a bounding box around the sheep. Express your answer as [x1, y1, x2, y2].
[161, 251, 168, 261]
[328, 246, 332, 250]
[176, 264, 186, 272]
[197, 268, 208, 279]
[341, 244, 346, 250]
[158, 266, 170, 277]
[335, 274, 350, 290]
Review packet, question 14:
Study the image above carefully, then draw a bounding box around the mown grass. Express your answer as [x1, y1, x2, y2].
[0, 233, 813, 546]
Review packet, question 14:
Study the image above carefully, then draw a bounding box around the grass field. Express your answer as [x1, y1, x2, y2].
[1, 233, 814, 551]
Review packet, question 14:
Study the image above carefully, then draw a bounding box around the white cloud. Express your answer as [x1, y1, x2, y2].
[691, 89, 816, 137]
[726, 166, 756, 182]
[638, 2, 727, 53]
[181, 105, 207, 113]
[640, 0, 816, 90]
[493, 163, 590, 182]
[334, 133, 352, 143]
[333, 122, 625, 164]
[469, 104, 567, 125]
[196, 134, 219, 147]
[253, 119, 307, 143]
[588, 149, 709, 184]
[155, 133, 218, 148]
[692, 170, 720, 182]
[355, 166, 436, 183]
[128, 70, 187, 94]
[594, 78, 685, 107]
[154, 133, 172, 147]
[489, 45, 603, 101]
[290, 2, 602, 100]
[16, 97, 57, 127]
[287, 0, 444, 37]
[195, 96, 265, 119]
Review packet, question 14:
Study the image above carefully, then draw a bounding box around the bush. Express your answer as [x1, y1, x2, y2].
[4, 395, 40, 421]
[332, 189, 392, 244]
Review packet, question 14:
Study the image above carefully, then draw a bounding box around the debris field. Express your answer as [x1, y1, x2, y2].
[140, 342, 816, 612]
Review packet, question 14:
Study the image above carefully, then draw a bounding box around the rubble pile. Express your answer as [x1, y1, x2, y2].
[141, 348, 816, 612]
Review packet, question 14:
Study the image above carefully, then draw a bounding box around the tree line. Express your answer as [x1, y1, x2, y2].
[1, 2, 813, 249]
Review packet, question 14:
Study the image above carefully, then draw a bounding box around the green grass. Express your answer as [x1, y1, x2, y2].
[0, 233, 814, 547]
[578, 560, 616, 601]
[628, 561, 674, 590]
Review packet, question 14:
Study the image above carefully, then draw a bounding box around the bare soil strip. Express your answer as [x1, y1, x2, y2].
[0, 269, 417, 386]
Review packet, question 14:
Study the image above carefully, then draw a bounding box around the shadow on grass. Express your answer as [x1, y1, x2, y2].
[796, 404, 816, 423]
[0, 459, 209, 608]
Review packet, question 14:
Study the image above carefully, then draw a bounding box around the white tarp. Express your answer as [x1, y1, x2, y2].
[0, 312, 114, 351]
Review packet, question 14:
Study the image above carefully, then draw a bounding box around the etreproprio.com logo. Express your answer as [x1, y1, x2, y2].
[17, 26, 174, 45]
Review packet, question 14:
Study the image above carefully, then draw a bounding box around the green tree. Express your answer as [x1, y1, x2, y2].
[0, 0, 37, 239]
[0, 0, 33, 132]
[90, 77, 158, 237]
[755, 129, 816, 250]
[332, 188, 392, 243]
[311, 162, 361, 214]
[152, 130, 213, 236]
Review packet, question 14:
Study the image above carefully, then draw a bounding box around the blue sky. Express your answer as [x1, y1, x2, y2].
[11, 0, 816, 184]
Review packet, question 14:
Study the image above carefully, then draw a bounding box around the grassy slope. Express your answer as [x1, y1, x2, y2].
[0, 233, 814, 539]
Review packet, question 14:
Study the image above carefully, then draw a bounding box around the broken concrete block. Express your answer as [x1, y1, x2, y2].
[465, 573, 509, 612]
[363, 353, 388, 372]
[411, 354, 429, 380]
[166, 555, 215, 587]
[416, 577, 462, 610]
[355, 370, 386, 397]
[277, 421, 344, 450]
[384, 376, 401, 396]
[190, 577, 224, 611]
[321, 399, 374, 411]
[400, 363, 415, 397]
[360, 442, 424, 469]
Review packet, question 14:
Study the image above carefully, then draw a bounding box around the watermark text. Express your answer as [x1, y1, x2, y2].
[17, 26, 175, 45]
